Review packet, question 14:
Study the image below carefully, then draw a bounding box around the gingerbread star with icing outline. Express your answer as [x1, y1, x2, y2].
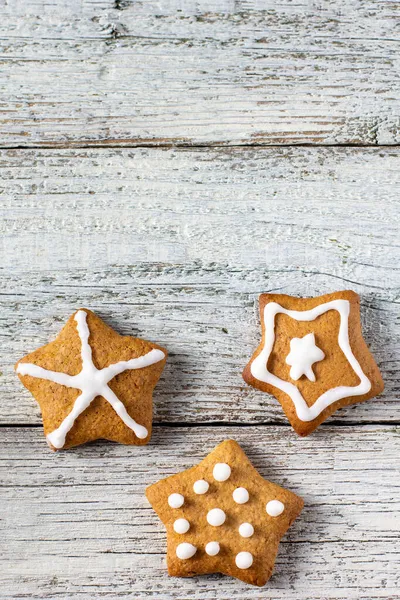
[15, 309, 167, 450]
[243, 290, 384, 436]
[146, 439, 303, 587]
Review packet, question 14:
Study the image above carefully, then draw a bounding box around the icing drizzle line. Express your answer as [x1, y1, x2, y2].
[16, 310, 165, 448]
[250, 299, 371, 422]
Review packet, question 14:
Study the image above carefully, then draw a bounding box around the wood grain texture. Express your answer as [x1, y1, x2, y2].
[1, 425, 400, 599]
[1, 147, 399, 426]
[1, 3, 399, 591]
[0, 0, 399, 146]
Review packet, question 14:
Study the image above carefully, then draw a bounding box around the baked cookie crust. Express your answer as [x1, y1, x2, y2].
[16, 309, 167, 449]
[146, 439, 303, 586]
[243, 291, 384, 436]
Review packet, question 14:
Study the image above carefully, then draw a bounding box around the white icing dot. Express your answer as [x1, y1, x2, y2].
[168, 493, 184, 508]
[173, 518, 190, 534]
[232, 487, 249, 504]
[193, 479, 209, 495]
[205, 541, 220, 556]
[238, 522, 254, 538]
[206, 508, 226, 526]
[176, 542, 197, 560]
[213, 463, 231, 482]
[266, 499, 285, 517]
[235, 551, 253, 569]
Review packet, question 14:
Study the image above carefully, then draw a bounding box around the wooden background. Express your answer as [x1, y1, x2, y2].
[1, 1, 399, 598]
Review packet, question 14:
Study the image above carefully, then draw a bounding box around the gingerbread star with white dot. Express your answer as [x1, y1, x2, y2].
[146, 439, 303, 587]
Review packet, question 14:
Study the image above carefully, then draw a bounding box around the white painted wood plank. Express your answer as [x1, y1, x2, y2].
[2, 263, 398, 426]
[0, 0, 399, 146]
[1, 147, 399, 278]
[1, 425, 399, 599]
[1, 147, 399, 425]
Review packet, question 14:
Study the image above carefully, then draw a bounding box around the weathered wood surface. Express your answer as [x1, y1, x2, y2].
[1, 0, 399, 146]
[1, 425, 400, 599]
[2, 146, 399, 278]
[1, 147, 399, 426]
[1, 1, 400, 595]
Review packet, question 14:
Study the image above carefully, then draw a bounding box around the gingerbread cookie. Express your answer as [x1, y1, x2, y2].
[146, 439, 303, 587]
[243, 290, 384, 436]
[15, 309, 167, 450]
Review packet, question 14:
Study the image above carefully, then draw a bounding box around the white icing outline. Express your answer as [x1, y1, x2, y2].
[16, 310, 165, 448]
[250, 299, 371, 422]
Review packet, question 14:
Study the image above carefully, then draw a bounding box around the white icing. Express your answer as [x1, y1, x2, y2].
[206, 508, 226, 526]
[176, 542, 197, 560]
[232, 487, 249, 504]
[213, 463, 231, 482]
[235, 551, 253, 569]
[173, 518, 190, 534]
[266, 499, 284, 517]
[238, 522, 254, 538]
[250, 300, 371, 422]
[205, 541, 220, 556]
[168, 493, 184, 509]
[285, 332, 325, 382]
[16, 310, 165, 448]
[193, 479, 209, 495]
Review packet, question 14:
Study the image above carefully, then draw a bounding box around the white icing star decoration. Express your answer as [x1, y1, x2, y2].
[285, 332, 325, 382]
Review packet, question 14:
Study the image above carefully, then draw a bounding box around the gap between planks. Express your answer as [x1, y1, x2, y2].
[2, 420, 399, 428]
[1, 143, 400, 150]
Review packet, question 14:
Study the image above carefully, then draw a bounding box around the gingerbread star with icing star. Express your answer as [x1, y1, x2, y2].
[243, 290, 384, 436]
[15, 309, 167, 450]
[146, 439, 303, 587]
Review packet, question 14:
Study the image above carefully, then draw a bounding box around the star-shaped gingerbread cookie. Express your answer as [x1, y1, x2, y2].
[146, 439, 303, 587]
[243, 290, 384, 436]
[15, 309, 167, 450]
